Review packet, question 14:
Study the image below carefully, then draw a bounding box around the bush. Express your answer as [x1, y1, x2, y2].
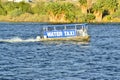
[106, 15, 112, 20]
[78, 13, 95, 22]
[86, 13, 95, 21]
[31, 2, 47, 15]
[3, 2, 17, 14]
[0, 5, 7, 15]
[10, 9, 23, 17]
[112, 8, 120, 18]
[18, 1, 31, 13]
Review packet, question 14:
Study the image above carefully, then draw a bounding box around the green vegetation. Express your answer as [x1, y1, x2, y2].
[46, 2, 76, 22]
[92, 0, 104, 21]
[79, 0, 87, 14]
[0, 0, 120, 23]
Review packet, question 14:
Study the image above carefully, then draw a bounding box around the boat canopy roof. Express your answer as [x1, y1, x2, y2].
[43, 23, 88, 31]
[44, 23, 87, 28]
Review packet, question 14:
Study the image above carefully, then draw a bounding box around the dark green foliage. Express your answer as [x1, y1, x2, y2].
[47, 2, 75, 15]
[47, 2, 62, 15]
[47, 2, 76, 21]
[104, 0, 118, 14]
[104, 0, 118, 10]
[86, 13, 95, 21]
[106, 15, 112, 20]
[10, 9, 23, 17]
[66, 11, 75, 22]
[32, 2, 47, 15]
[112, 7, 120, 18]
[79, 14, 87, 22]
[18, 1, 31, 13]
[0, 8, 6, 15]
[1, 1, 31, 16]
[78, 13, 95, 22]
[0, 4, 7, 15]
[92, 0, 104, 12]
[64, 3, 76, 21]
[3, 2, 18, 14]
[79, 0, 87, 6]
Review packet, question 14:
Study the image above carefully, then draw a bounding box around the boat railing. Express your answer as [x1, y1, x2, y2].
[43, 24, 87, 31]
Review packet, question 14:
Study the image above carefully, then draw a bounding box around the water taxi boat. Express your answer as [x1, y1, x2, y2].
[36, 24, 90, 42]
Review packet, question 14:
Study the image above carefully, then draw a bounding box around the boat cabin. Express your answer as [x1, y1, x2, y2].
[42, 24, 88, 39]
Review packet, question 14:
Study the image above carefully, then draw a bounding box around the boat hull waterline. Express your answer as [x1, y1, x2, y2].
[36, 36, 90, 42]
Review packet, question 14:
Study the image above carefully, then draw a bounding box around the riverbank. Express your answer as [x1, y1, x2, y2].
[0, 14, 120, 23]
[0, 1, 120, 23]
[0, 14, 48, 22]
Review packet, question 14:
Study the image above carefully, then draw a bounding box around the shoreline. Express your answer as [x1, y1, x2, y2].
[0, 15, 120, 24]
[0, 14, 120, 24]
[0, 21, 120, 24]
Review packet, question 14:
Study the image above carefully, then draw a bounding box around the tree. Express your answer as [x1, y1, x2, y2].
[3, 2, 17, 14]
[87, 0, 92, 13]
[92, 0, 104, 22]
[79, 0, 87, 14]
[104, 0, 118, 15]
[86, 13, 95, 22]
[47, 2, 62, 22]
[18, 1, 31, 14]
[47, 2, 75, 22]
[0, 2, 7, 15]
[10, 9, 23, 17]
[62, 3, 76, 22]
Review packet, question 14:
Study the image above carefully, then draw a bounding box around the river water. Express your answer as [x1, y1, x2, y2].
[0, 22, 120, 80]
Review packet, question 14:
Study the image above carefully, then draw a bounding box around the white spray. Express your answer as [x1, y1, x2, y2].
[0, 36, 41, 43]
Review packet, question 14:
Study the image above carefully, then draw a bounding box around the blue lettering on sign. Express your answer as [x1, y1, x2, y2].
[44, 30, 76, 38]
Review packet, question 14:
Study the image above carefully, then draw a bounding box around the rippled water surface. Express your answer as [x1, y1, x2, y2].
[0, 22, 120, 80]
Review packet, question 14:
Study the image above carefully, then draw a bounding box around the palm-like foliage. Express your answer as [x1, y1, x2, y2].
[92, 0, 104, 21]
[47, 2, 62, 16]
[79, 0, 87, 6]
[62, 3, 75, 22]
[79, 0, 87, 14]
[104, 0, 118, 14]
[92, 0, 104, 12]
[47, 2, 75, 22]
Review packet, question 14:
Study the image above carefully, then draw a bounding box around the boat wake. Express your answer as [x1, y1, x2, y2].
[0, 37, 39, 43]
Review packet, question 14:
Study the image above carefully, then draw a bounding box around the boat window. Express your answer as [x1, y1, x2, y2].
[48, 26, 54, 31]
[76, 25, 85, 30]
[66, 25, 75, 30]
[43, 24, 87, 31]
[55, 26, 64, 30]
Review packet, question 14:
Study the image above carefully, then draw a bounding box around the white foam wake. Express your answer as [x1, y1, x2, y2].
[0, 37, 39, 43]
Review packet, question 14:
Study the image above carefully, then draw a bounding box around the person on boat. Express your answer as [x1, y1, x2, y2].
[78, 28, 88, 36]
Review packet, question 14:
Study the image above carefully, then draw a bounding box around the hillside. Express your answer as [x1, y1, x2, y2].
[0, 0, 120, 23]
